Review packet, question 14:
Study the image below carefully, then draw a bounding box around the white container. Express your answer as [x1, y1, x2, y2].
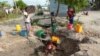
[0, 31, 6, 38]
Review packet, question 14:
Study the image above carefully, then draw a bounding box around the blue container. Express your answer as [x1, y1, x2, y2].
[19, 30, 28, 37]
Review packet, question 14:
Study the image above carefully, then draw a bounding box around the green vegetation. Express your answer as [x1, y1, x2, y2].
[0, 1, 10, 8]
[16, 0, 27, 10]
[0, 0, 26, 22]
[7, 13, 20, 19]
[0, 10, 6, 19]
[55, 0, 89, 15]
[0, 10, 20, 21]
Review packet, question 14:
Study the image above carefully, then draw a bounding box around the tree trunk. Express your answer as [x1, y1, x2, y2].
[95, 0, 100, 9]
[55, 1, 60, 16]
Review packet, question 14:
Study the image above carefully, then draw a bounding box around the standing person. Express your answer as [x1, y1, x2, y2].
[67, 7, 75, 25]
[50, 12, 57, 34]
[23, 10, 32, 36]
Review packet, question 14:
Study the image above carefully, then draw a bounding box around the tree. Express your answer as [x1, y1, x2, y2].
[0, 1, 10, 8]
[55, 0, 89, 16]
[37, 5, 42, 9]
[95, 0, 100, 9]
[16, 0, 27, 10]
[55, 0, 60, 16]
[55, 0, 65, 16]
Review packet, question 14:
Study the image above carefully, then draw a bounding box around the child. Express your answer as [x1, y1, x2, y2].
[50, 12, 57, 33]
[67, 7, 75, 24]
[23, 10, 32, 36]
[45, 41, 57, 56]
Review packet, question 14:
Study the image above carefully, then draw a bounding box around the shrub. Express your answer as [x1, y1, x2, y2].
[0, 10, 6, 19]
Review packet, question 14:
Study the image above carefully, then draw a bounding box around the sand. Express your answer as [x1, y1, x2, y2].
[0, 11, 100, 56]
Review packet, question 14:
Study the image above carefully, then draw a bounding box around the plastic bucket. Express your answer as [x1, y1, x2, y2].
[51, 36, 60, 44]
[19, 30, 28, 37]
[75, 24, 83, 33]
[67, 23, 73, 30]
[16, 24, 22, 32]
[35, 30, 46, 38]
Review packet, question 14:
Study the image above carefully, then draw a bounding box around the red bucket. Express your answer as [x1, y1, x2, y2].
[67, 23, 73, 30]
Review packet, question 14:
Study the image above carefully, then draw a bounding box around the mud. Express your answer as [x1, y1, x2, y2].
[32, 29, 80, 56]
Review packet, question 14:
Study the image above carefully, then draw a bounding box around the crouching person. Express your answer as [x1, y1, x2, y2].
[45, 41, 57, 56]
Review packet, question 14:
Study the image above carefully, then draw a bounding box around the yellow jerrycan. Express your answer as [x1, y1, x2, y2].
[51, 36, 60, 44]
[16, 24, 22, 32]
[75, 24, 83, 33]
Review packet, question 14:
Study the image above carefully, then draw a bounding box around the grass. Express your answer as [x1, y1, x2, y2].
[0, 9, 22, 22]
[7, 13, 20, 19]
[0, 13, 21, 22]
